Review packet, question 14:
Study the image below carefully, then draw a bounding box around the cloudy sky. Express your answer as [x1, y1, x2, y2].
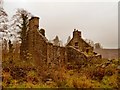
[3, 0, 118, 49]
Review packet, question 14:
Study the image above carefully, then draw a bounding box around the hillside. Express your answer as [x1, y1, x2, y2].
[94, 48, 119, 59]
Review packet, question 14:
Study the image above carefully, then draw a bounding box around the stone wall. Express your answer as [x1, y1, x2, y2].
[66, 46, 87, 66]
[67, 30, 93, 53]
[27, 17, 67, 67]
[27, 17, 47, 66]
[47, 43, 66, 68]
[26, 17, 102, 68]
[87, 55, 102, 64]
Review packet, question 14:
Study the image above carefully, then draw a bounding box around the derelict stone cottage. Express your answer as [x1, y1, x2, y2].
[26, 17, 101, 67]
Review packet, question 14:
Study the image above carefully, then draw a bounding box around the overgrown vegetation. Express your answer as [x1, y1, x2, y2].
[2, 51, 120, 88]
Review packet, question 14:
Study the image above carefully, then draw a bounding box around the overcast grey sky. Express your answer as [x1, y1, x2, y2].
[3, 0, 118, 49]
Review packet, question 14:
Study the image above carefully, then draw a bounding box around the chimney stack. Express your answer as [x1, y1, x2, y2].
[29, 17, 39, 30]
[73, 29, 81, 38]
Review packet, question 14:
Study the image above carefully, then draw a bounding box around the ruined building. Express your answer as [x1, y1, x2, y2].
[26, 17, 101, 67]
[67, 29, 93, 53]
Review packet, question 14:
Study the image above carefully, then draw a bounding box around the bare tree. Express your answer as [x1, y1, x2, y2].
[0, 0, 8, 35]
[0, 0, 9, 56]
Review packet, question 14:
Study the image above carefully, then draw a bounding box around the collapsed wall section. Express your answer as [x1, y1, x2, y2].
[47, 43, 67, 68]
[66, 46, 88, 66]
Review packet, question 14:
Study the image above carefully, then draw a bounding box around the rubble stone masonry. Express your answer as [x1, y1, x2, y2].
[26, 17, 101, 67]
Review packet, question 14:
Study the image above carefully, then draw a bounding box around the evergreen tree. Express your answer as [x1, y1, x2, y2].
[94, 43, 102, 49]
[53, 36, 60, 46]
